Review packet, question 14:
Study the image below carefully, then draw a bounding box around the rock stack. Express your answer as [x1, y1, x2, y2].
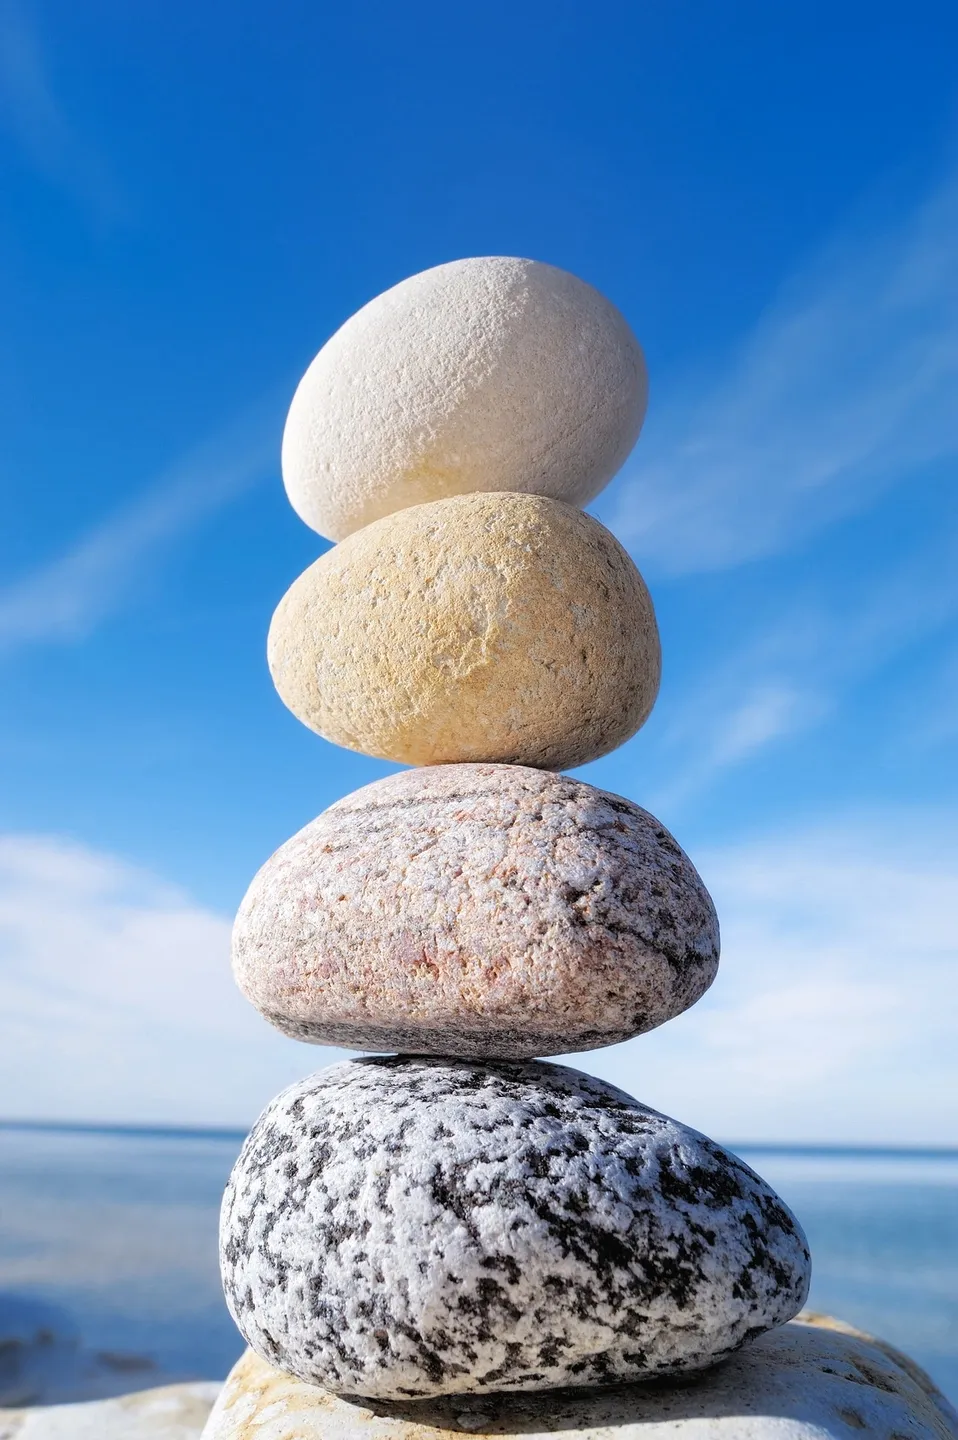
[215, 259, 812, 1421]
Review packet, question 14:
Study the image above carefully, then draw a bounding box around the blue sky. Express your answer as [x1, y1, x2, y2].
[1, 0, 956, 1140]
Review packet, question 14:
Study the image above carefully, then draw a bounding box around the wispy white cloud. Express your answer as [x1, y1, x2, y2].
[0, 833, 343, 1125]
[651, 681, 827, 813]
[0, 401, 280, 654]
[0, 0, 122, 222]
[578, 809, 958, 1144]
[603, 168, 958, 574]
[910, 640, 958, 750]
[3, 816, 955, 1140]
[644, 507, 958, 810]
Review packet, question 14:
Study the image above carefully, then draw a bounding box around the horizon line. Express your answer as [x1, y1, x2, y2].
[2, 1117, 957, 1158]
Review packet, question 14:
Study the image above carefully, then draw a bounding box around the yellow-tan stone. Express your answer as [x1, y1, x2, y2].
[267, 492, 660, 770]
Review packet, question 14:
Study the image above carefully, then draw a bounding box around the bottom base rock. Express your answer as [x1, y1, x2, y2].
[201, 1317, 958, 1440]
[0, 1381, 221, 1439]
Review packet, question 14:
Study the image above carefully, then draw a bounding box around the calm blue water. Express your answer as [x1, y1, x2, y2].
[0, 1127, 955, 1406]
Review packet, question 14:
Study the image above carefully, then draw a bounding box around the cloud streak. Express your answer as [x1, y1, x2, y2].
[0, 832, 340, 1125]
[604, 168, 958, 574]
[0, 401, 280, 654]
[643, 501, 958, 811]
[0, 0, 122, 222]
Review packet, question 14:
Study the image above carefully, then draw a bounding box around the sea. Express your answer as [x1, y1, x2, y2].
[0, 1125, 956, 1409]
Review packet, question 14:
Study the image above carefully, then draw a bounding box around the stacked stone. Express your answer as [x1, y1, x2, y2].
[217, 259, 811, 1411]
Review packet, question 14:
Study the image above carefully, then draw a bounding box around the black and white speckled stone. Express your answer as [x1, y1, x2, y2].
[220, 1058, 810, 1401]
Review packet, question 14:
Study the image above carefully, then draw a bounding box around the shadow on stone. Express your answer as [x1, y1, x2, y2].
[203, 1318, 958, 1439]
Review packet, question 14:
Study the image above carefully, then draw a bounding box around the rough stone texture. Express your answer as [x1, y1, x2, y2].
[281, 257, 648, 541]
[201, 1319, 958, 1439]
[0, 1381, 221, 1439]
[267, 493, 661, 771]
[220, 1058, 810, 1401]
[232, 764, 719, 1058]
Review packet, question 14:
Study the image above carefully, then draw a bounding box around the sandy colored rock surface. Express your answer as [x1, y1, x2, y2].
[220, 1057, 809, 1400]
[201, 1321, 958, 1439]
[281, 256, 647, 541]
[0, 1381, 220, 1439]
[233, 764, 719, 1057]
[267, 493, 660, 770]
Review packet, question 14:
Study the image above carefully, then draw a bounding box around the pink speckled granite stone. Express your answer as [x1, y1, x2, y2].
[231, 764, 719, 1058]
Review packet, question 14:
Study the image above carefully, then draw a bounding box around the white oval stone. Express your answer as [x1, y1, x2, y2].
[200, 1321, 958, 1439]
[281, 257, 647, 540]
[219, 1058, 810, 1401]
[232, 764, 719, 1058]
